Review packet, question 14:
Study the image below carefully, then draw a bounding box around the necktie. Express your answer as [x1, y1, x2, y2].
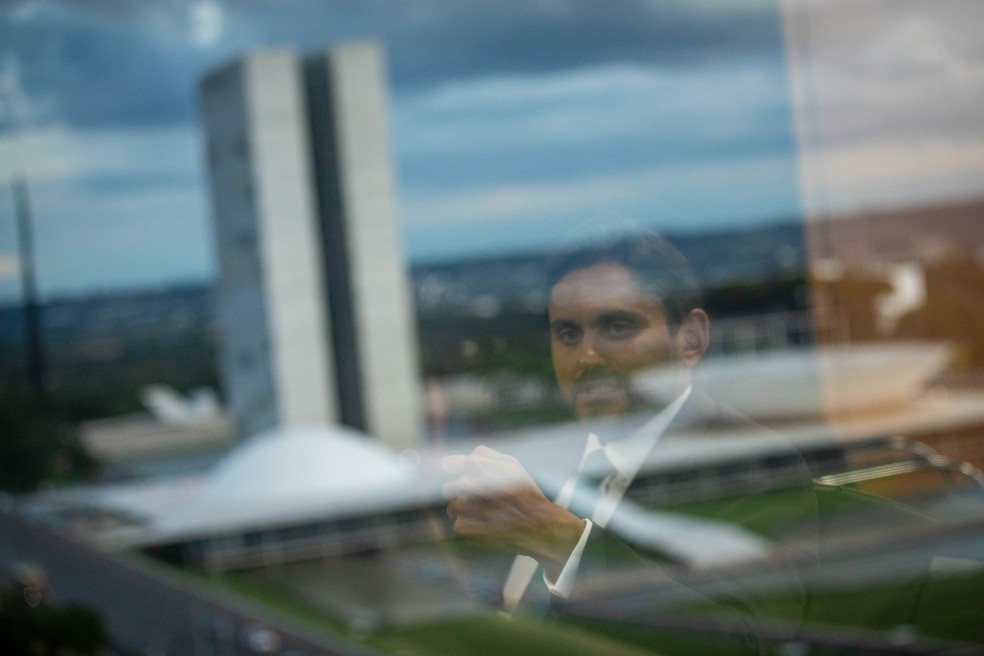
[573, 443, 617, 524]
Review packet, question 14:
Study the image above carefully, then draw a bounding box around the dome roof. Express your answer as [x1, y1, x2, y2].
[151, 424, 416, 539]
[202, 424, 411, 507]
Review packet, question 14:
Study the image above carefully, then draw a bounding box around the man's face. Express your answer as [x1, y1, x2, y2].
[549, 263, 679, 419]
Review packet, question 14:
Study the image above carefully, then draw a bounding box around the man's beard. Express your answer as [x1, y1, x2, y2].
[571, 366, 682, 420]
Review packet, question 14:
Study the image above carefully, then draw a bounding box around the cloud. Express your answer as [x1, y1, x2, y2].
[189, 0, 225, 49]
[393, 59, 793, 192]
[0, 123, 202, 183]
[785, 0, 984, 144]
[0, 0, 786, 130]
[0, 1, 232, 130]
[23, 177, 213, 298]
[0, 254, 19, 280]
[784, 0, 984, 213]
[397, 60, 786, 149]
[402, 153, 797, 231]
[0, 53, 42, 129]
[401, 151, 800, 262]
[379, 0, 785, 88]
[797, 137, 984, 215]
[0, 123, 212, 299]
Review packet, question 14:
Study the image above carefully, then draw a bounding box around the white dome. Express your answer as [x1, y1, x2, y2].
[203, 424, 412, 508]
[150, 424, 417, 539]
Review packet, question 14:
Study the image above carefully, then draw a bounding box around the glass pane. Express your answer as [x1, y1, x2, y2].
[1, 1, 982, 654]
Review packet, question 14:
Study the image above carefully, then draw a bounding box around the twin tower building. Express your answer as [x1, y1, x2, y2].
[201, 42, 423, 448]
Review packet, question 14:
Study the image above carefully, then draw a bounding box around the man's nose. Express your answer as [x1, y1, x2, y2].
[577, 333, 605, 367]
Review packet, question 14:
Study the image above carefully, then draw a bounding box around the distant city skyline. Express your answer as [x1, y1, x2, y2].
[0, 1, 982, 302]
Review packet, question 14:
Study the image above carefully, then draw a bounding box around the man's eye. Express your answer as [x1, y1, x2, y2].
[602, 321, 638, 339]
[555, 326, 581, 345]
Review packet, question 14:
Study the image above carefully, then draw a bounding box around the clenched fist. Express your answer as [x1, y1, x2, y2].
[442, 445, 585, 580]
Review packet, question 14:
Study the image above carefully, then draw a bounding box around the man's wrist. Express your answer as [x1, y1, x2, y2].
[544, 519, 594, 598]
[530, 510, 587, 581]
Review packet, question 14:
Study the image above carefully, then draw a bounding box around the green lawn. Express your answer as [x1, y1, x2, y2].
[123, 482, 984, 655]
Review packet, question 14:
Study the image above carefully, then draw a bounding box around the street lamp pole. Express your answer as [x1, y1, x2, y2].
[13, 173, 46, 407]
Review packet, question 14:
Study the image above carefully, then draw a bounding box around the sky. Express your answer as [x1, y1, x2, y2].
[0, 0, 982, 302]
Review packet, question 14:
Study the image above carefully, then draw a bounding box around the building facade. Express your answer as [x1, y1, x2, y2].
[201, 43, 423, 448]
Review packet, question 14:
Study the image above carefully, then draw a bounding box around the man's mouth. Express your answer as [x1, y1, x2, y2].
[573, 378, 628, 406]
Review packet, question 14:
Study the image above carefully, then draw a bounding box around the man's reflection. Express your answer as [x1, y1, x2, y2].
[442, 227, 815, 629]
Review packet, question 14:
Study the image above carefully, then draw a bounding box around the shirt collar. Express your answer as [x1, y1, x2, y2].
[601, 384, 692, 480]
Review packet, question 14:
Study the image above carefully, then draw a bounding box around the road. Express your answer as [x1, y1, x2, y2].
[0, 509, 378, 656]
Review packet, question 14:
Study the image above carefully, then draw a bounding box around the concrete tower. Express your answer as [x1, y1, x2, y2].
[201, 43, 422, 448]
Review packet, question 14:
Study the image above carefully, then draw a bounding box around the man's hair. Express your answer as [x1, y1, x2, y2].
[546, 218, 703, 332]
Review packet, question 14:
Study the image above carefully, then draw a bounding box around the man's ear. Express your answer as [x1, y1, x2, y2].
[675, 309, 709, 367]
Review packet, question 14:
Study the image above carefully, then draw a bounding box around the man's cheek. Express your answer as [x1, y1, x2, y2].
[630, 342, 672, 369]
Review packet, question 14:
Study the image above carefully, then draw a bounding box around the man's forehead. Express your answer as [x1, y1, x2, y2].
[549, 263, 660, 307]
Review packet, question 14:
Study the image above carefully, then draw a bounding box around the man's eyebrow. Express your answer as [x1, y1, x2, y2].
[593, 309, 646, 324]
[549, 318, 578, 331]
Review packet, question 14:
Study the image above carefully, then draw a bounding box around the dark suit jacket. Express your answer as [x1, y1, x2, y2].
[509, 391, 962, 652]
[538, 390, 821, 654]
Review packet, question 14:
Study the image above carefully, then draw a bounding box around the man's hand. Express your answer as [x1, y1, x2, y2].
[442, 446, 586, 580]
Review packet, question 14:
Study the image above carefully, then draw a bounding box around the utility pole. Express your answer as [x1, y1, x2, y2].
[13, 174, 46, 407]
